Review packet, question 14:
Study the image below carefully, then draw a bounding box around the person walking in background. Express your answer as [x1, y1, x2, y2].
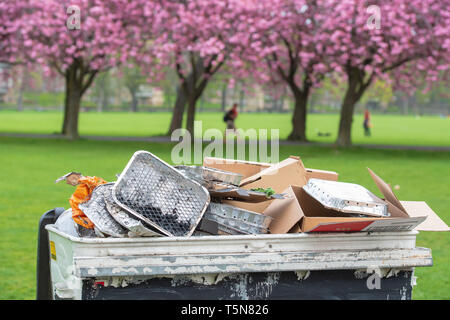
[363, 108, 371, 137]
[223, 103, 239, 133]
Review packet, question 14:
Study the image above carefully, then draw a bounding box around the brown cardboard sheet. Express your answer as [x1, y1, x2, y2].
[203, 157, 270, 179]
[263, 168, 449, 233]
[219, 156, 308, 224]
[239, 156, 308, 193]
[305, 168, 338, 181]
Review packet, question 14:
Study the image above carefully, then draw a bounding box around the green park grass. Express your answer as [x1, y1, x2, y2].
[0, 110, 449, 146]
[0, 136, 449, 300]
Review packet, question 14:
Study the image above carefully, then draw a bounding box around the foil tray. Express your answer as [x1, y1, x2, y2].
[113, 151, 210, 237]
[103, 185, 162, 237]
[174, 165, 203, 184]
[204, 211, 269, 235]
[175, 165, 242, 187]
[208, 202, 273, 228]
[303, 178, 389, 217]
[203, 166, 242, 186]
[78, 183, 128, 237]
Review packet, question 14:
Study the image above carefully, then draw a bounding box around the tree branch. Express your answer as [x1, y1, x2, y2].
[382, 57, 411, 73]
[81, 70, 98, 96]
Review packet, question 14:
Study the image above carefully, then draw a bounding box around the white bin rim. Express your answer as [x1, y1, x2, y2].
[46, 224, 431, 278]
[46, 224, 419, 244]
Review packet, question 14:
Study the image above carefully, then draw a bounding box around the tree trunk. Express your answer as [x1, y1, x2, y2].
[62, 84, 82, 139]
[186, 93, 197, 136]
[288, 91, 309, 141]
[167, 86, 187, 135]
[62, 66, 83, 140]
[185, 80, 209, 136]
[336, 91, 358, 147]
[130, 90, 138, 112]
[336, 73, 367, 147]
[170, 54, 217, 136]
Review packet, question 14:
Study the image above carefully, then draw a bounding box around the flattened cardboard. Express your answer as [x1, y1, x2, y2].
[223, 199, 274, 215]
[366, 168, 448, 231]
[221, 156, 308, 225]
[239, 156, 308, 193]
[204, 160, 448, 233]
[263, 186, 303, 234]
[367, 168, 406, 213]
[267, 168, 449, 233]
[303, 217, 380, 232]
[263, 185, 357, 234]
[401, 201, 450, 231]
[303, 216, 427, 232]
[305, 168, 338, 181]
[203, 157, 270, 179]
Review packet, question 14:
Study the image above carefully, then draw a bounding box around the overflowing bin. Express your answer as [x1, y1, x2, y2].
[36, 151, 448, 300]
[39, 215, 431, 300]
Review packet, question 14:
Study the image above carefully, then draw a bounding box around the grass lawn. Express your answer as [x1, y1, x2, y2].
[0, 111, 449, 146]
[0, 136, 449, 300]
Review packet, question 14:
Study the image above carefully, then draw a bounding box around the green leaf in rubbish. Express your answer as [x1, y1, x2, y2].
[251, 187, 276, 198]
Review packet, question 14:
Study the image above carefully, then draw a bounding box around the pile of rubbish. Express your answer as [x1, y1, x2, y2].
[55, 150, 436, 238]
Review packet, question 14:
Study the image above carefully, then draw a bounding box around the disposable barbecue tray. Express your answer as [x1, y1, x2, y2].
[113, 151, 210, 237]
[203, 202, 272, 235]
[207, 202, 272, 228]
[204, 211, 270, 235]
[202, 166, 242, 186]
[175, 165, 242, 187]
[303, 178, 390, 217]
[103, 184, 162, 237]
[78, 183, 128, 237]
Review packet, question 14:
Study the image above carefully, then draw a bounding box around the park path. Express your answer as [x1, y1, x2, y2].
[1, 132, 450, 152]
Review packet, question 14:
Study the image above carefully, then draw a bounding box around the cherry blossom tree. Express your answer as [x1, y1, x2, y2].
[0, 0, 29, 100]
[0, 1, 29, 64]
[134, 0, 258, 136]
[16, 0, 140, 139]
[323, 0, 449, 146]
[239, 0, 333, 142]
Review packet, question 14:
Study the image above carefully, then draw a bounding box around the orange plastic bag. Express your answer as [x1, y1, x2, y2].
[69, 176, 107, 229]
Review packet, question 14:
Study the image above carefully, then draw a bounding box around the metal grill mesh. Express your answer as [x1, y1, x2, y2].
[113, 151, 210, 237]
[79, 183, 128, 237]
[103, 183, 163, 237]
